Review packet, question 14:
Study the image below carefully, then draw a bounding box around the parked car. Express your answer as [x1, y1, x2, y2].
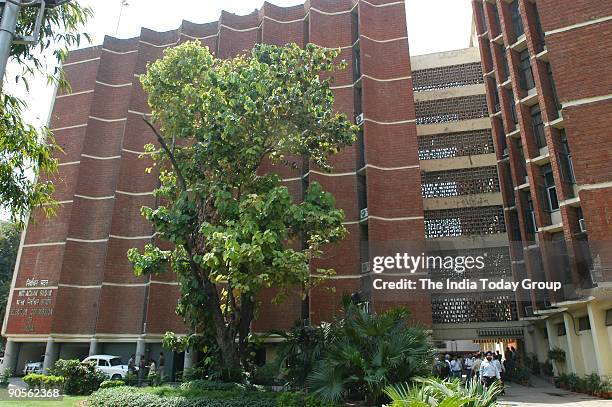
[22, 361, 43, 376]
[82, 355, 132, 380]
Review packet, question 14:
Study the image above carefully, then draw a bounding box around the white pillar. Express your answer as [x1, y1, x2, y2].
[2, 340, 18, 374]
[42, 339, 59, 373]
[184, 348, 194, 371]
[545, 318, 560, 375]
[563, 312, 585, 375]
[135, 339, 146, 365]
[88, 339, 100, 356]
[587, 303, 612, 376]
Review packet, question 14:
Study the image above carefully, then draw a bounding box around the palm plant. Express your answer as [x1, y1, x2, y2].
[385, 377, 503, 407]
[306, 300, 435, 403]
[272, 321, 334, 387]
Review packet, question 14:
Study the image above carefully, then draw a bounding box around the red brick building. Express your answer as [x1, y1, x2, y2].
[2, 0, 428, 375]
[471, 0, 612, 375]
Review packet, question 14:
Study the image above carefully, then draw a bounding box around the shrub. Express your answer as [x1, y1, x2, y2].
[23, 373, 44, 389]
[42, 375, 65, 389]
[513, 366, 531, 384]
[182, 367, 208, 382]
[50, 359, 107, 395]
[88, 385, 281, 407]
[88, 386, 184, 407]
[548, 347, 566, 363]
[180, 380, 239, 392]
[100, 380, 125, 389]
[0, 368, 12, 388]
[307, 300, 435, 404]
[385, 377, 502, 407]
[277, 392, 338, 407]
[251, 363, 281, 386]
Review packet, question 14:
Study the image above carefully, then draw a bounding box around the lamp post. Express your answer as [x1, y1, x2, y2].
[0, 0, 71, 91]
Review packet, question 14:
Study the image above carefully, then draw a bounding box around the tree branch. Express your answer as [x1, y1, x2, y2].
[142, 116, 187, 192]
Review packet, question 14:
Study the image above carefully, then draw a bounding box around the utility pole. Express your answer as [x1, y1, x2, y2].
[0, 0, 21, 91]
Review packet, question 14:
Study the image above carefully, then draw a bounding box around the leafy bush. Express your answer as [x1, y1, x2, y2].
[385, 377, 503, 407]
[277, 392, 338, 407]
[251, 363, 281, 386]
[50, 359, 107, 395]
[548, 347, 566, 363]
[513, 366, 531, 384]
[182, 366, 208, 382]
[88, 385, 281, 407]
[307, 300, 435, 404]
[88, 386, 184, 407]
[180, 380, 239, 392]
[273, 322, 333, 388]
[525, 353, 540, 374]
[23, 373, 44, 389]
[100, 380, 125, 389]
[42, 375, 65, 389]
[0, 368, 12, 388]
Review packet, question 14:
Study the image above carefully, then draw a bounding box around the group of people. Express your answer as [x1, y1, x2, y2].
[436, 346, 519, 391]
[127, 352, 165, 381]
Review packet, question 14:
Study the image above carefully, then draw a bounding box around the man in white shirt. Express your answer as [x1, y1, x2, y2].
[480, 352, 501, 388]
[464, 354, 474, 380]
[450, 356, 462, 379]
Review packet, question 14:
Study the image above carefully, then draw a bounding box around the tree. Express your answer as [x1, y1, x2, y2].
[1, 2, 92, 226]
[128, 41, 356, 373]
[0, 221, 20, 333]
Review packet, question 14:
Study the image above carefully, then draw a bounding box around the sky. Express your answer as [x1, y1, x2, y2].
[2, 0, 473, 220]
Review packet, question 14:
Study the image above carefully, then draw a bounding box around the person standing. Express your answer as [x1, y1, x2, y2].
[472, 353, 482, 382]
[444, 354, 452, 379]
[480, 352, 500, 388]
[450, 355, 462, 380]
[138, 355, 146, 385]
[464, 354, 474, 381]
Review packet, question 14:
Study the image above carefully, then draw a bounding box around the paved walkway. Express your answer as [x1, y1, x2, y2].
[498, 377, 611, 407]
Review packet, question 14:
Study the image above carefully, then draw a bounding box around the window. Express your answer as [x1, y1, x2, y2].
[542, 164, 559, 212]
[492, 6, 501, 35]
[557, 323, 566, 336]
[110, 358, 123, 367]
[559, 131, 576, 184]
[547, 63, 561, 110]
[354, 47, 361, 80]
[531, 105, 546, 148]
[519, 50, 535, 90]
[517, 142, 527, 180]
[606, 309, 612, 326]
[525, 193, 537, 234]
[533, 5, 545, 50]
[508, 90, 518, 127]
[491, 79, 500, 112]
[98, 359, 109, 367]
[510, 1, 524, 38]
[578, 316, 591, 331]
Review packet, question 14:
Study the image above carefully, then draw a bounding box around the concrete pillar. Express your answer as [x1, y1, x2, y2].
[42, 339, 59, 373]
[563, 312, 585, 375]
[545, 318, 560, 375]
[88, 339, 100, 356]
[587, 302, 612, 376]
[2, 340, 18, 374]
[135, 339, 146, 365]
[183, 348, 194, 371]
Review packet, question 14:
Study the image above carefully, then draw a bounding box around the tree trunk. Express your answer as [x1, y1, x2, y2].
[237, 294, 255, 367]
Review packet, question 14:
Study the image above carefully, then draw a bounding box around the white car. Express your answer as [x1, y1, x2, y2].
[23, 361, 44, 375]
[82, 355, 131, 380]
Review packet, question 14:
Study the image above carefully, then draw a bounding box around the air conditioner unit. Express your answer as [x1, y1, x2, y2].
[361, 262, 370, 274]
[502, 148, 509, 158]
[524, 306, 533, 316]
[360, 207, 368, 220]
[579, 218, 587, 232]
[355, 113, 364, 126]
